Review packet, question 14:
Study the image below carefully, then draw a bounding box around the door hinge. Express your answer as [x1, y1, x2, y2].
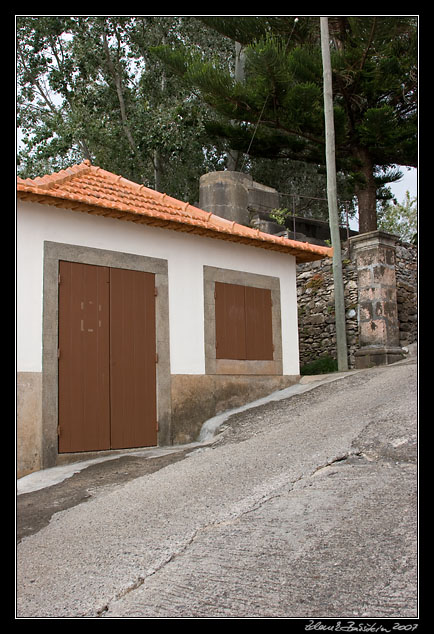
[57, 348, 61, 359]
[155, 353, 159, 363]
[154, 288, 158, 297]
[156, 421, 159, 432]
[57, 425, 61, 437]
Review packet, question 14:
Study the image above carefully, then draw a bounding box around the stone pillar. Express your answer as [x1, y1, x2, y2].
[199, 171, 280, 229]
[199, 171, 252, 226]
[349, 230, 405, 368]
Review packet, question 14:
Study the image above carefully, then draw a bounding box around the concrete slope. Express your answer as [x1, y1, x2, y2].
[16, 359, 417, 619]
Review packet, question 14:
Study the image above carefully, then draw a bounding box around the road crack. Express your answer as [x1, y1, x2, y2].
[95, 449, 377, 617]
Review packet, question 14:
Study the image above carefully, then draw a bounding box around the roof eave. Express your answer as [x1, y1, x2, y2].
[17, 187, 333, 263]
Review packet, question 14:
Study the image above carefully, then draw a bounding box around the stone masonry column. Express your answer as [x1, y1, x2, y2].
[199, 171, 280, 231]
[199, 171, 252, 226]
[349, 230, 405, 368]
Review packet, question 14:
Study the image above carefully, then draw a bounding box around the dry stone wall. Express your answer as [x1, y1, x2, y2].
[296, 245, 359, 369]
[395, 241, 418, 347]
[296, 240, 417, 370]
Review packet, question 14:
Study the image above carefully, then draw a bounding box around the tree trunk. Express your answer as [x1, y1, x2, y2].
[102, 30, 148, 181]
[355, 147, 378, 234]
[154, 149, 162, 192]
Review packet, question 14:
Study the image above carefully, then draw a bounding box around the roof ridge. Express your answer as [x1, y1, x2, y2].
[17, 160, 93, 190]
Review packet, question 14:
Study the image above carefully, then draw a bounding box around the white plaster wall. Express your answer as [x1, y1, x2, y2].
[17, 201, 300, 375]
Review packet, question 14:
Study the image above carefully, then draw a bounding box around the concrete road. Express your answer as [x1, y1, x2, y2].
[16, 358, 417, 619]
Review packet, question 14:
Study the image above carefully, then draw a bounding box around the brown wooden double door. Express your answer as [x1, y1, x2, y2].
[58, 261, 157, 453]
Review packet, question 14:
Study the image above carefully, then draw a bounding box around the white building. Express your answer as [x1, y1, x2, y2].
[17, 160, 332, 476]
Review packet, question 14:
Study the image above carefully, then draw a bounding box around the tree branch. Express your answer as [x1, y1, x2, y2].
[102, 28, 152, 177]
[17, 41, 58, 115]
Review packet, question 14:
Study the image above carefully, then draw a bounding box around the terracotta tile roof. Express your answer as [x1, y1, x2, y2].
[17, 160, 333, 263]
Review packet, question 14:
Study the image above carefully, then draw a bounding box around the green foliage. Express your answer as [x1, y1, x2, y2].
[17, 15, 417, 230]
[356, 106, 404, 164]
[16, 16, 232, 201]
[197, 17, 269, 46]
[377, 190, 417, 243]
[153, 16, 417, 231]
[300, 355, 338, 376]
[269, 208, 289, 226]
[305, 273, 325, 292]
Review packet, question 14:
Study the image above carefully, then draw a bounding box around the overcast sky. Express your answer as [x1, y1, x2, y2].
[389, 166, 418, 202]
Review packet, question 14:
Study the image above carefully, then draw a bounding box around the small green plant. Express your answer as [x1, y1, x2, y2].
[305, 273, 325, 291]
[269, 208, 289, 226]
[300, 355, 338, 375]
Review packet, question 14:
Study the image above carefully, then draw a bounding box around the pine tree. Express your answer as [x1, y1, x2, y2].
[153, 16, 417, 233]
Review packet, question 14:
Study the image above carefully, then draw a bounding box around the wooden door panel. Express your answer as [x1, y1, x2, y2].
[58, 261, 110, 452]
[109, 268, 157, 449]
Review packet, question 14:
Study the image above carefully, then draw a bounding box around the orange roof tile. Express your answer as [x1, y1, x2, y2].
[17, 160, 333, 263]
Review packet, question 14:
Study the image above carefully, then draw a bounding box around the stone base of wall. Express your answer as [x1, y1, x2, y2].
[170, 374, 299, 444]
[17, 371, 299, 477]
[354, 346, 405, 369]
[17, 372, 43, 478]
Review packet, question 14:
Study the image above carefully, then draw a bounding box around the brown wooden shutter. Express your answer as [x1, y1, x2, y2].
[245, 286, 273, 360]
[215, 282, 274, 361]
[215, 282, 246, 359]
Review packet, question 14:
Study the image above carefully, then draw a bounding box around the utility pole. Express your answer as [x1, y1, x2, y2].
[320, 17, 348, 371]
